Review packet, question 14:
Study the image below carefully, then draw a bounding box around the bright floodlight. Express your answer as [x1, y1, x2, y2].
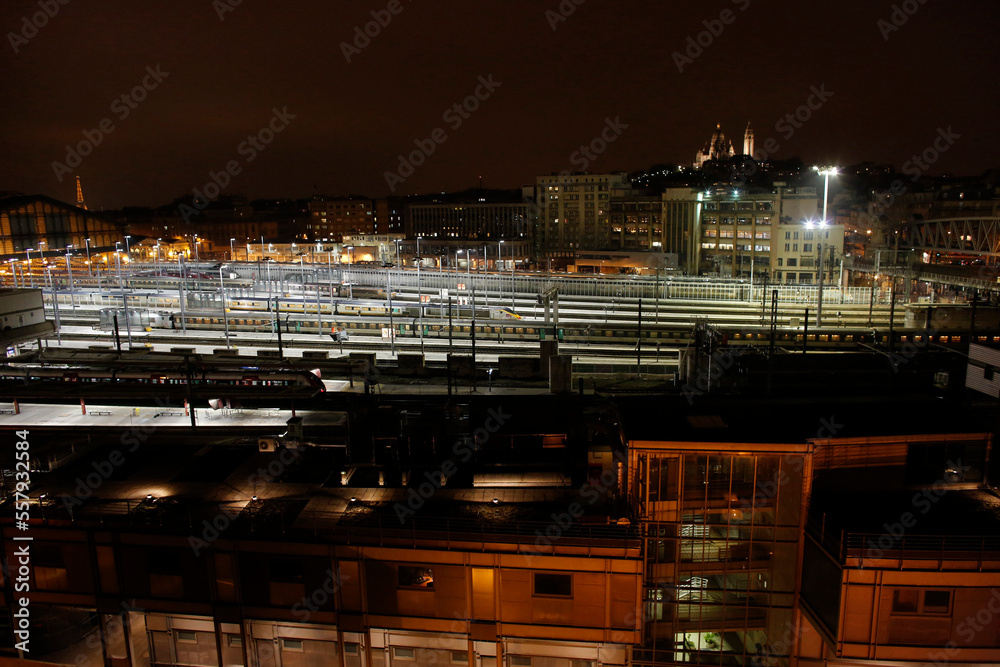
[813, 165, 839, 176]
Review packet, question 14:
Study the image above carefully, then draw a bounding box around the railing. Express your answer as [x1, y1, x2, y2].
[843, 532, 1000, 560]
[6, 499, 641, 554]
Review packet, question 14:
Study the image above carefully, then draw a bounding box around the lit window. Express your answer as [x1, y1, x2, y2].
[399, 566, 434, 588]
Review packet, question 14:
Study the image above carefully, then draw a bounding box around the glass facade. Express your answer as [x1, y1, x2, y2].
[633, 450, 805, 666]
[0, 197, 122, 254]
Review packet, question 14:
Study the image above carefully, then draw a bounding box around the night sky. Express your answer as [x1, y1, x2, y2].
[2, 0, 997, 209]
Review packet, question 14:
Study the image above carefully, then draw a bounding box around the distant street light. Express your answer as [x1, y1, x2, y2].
[813, 165, 839, 327]
[114, 246, 131, 346]
[25, 248, 35, 287]
[219, 265, 231, 348]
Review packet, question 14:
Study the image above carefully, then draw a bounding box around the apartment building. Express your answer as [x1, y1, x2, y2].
[307, 198, 374, 241]
[0, 400, 641, 667]
[622, 395, 997, 667]
[407, 202, 530, 241]
[798, 431, 998, 666]
[535, 174, 630, 259]
[3, 394, 996, 667]
[772, 223, 845, 285]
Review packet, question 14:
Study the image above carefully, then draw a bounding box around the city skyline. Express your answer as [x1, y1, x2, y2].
[1, 0, 998, 209]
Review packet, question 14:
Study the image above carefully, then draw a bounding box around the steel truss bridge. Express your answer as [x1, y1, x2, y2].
[845, 216, 1000, 292]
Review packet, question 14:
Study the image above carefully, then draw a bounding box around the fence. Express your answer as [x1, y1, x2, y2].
[196, 263, 877, 305]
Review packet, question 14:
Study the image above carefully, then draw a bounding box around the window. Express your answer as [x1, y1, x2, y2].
[33, 544, 68, 590]
[398, 566, 434, 588]
[793, 244, 798, 252]
[227, 635, 242, 647]
[787, 259, 797, 267]
[924, 590, 951, 613]
[269, 559, 303, 583]
[511, 658, 532, 667]
[345, 644, 360, 655]
[893, 589, 919, 612]
[281, 639, 303, 652]
[176, 631, 197, 643]
[777, 258, 783, 267]
[451, 651, 470, 664]
[803, 243, 813, 253]
[533, 572, 572, 597]
[793, 232, 799, 240]
[893, 588, 952, 614]
[784, 243, 790, 251]
[393, 647, 416, 660]
[804, 231, 814, 240]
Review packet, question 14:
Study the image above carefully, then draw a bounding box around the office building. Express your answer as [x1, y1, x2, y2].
[535, 173, 631, 259]
[307, 198, 375, 241]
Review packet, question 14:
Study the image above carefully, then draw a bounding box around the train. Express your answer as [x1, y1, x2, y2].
[0, 365, 325, 391]
[150, 309, 996, 351]
[224, 297, 521, 320]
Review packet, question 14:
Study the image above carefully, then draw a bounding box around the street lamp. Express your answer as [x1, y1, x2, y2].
[230, 238, 236, 262]
[125, 235, 132, 259]
[25, 249, 35, 287]
[498, 239, 504, 308]
[193, 236, 200, 262]
[114, 245, 131, 345]
[219, 265, 231, 348]
[38, 241, 47, 284]
[416, 236, 424, 354]
[813, 166, 839, 326]
[346, 246, 354, 299]
[84, 238, 93, 276]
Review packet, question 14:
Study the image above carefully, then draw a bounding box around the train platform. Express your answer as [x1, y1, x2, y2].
[322, 379, 555, 395]
[0, 401, 345, 429]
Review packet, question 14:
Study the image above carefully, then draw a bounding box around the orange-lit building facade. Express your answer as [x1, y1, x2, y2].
[2, 408, 997, 667]
[628, 440, 810, 666]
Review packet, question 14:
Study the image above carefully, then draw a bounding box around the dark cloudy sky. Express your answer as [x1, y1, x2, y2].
[2, 0, 997, 209]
